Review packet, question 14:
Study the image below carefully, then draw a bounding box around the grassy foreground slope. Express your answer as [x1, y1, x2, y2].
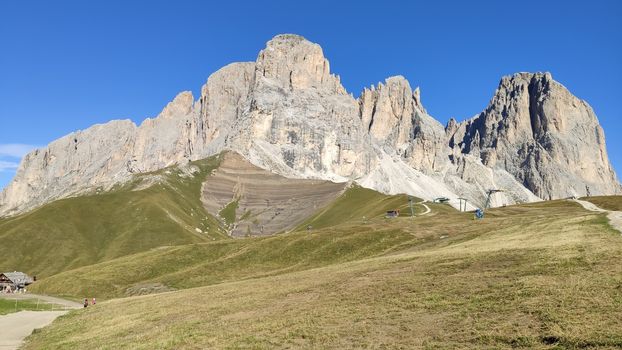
[0, 298, 65, 315]
[24, 199, 622, 349]
[30, 187, 433, 299]
[0, 155, 227, 278]
[30, 227, 414, 299]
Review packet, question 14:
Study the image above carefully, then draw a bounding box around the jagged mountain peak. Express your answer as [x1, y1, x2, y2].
[1, 34, 619, 217]
[255, 34, 345, 93]
[266, 33, 310, 46]
[157, 91, 194, 120]
[453, 70, 620, 199]
[503, 71, 552, 81]
[382, 75, 410, 86]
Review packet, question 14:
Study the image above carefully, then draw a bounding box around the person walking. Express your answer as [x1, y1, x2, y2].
[84, 298, 89, 308]
[92, 297, 96, 305]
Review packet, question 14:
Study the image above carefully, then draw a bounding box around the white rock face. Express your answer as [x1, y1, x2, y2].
[254, 34, 345, 94]
[0, 120, 137, 215]
[1, 35, 619, 216]
[448, 72, 621, 199]
[359, 76, 448, 173]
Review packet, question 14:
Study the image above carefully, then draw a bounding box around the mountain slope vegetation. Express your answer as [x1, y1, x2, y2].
[3, 149, 621, 349]
[0, 155, 227, 278]
[30, 186, 433, 299]
[23, 199, 622, 349]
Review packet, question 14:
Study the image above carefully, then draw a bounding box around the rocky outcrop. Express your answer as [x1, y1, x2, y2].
[448, 72, 621, 199]
[0, 120, 137, 215]
[254, 34, 346, 94]
[359, 76, 447, 173]
[226, 35, 373, 181]
[1, 35, 619, 216]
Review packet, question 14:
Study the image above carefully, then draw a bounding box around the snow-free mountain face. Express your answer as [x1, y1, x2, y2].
[448, 72, 621, 200]
[1, 34, 620, 216]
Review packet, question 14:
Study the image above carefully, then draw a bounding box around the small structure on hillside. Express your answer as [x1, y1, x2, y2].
[474, 189, 505, 220]
[474, 208, 484, 220]
[433, 197, 449, 203]
[0, 271, 34, 292]
[386, 209, 400, 218]
[457, 197, 468, 212]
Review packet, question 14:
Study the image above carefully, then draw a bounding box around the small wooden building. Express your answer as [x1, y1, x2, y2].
[0, 271, 34, 290]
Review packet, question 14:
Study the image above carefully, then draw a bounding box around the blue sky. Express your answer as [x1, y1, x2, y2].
[1, 0, 621, 189]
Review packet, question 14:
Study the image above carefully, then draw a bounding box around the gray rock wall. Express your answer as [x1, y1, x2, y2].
[1, 35, 619, 216]
[449, 72, 620, 199]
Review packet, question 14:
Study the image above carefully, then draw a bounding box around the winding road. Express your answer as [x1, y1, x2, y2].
[0, 294, 81, 350]
[417, 201, 431, 215]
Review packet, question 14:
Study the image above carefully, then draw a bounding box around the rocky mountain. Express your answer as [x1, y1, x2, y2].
[1, 34, 619, 216]
[448, 72, 620, 200]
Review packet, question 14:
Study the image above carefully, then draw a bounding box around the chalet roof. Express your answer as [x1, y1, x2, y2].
[1, 271, 33, 284]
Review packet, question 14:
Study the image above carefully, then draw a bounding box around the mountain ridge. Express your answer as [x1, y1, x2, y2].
[1, 33, 619, 216]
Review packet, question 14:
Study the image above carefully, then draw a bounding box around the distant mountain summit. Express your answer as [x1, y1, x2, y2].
[1, 34, 619, 216]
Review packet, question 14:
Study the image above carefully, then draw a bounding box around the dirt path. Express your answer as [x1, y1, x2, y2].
[0, 293, 82, 309]
[0, 310, 67, 350]
[417, 201, 431, 215]
[573, 199, 622, 234]
[0, 294, 81, 350]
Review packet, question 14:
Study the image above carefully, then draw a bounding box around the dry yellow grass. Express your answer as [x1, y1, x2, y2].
[583, 196, 622, 211]
[28, 186, 434, 300]
[23, 199, 622, 349]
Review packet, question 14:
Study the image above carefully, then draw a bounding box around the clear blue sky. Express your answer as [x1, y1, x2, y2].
[1, 0, 621, 189]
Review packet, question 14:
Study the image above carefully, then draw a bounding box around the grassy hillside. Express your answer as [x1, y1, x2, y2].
[30, 184, 439, 299]
[30, 226, 415, 300]
[0, 298, 66, 315]
[583, 195, 622, 211]
[0, 155, 227, 278]
[23, 199, 622, 349]
[296, 185, 421, 230]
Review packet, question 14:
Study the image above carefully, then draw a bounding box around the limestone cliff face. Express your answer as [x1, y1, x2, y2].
[1, 35, 619, 216]
[225, 35, 373, 181]
[448, 72, 621, 199]
[359, 76, 447, 173]
[254, 34, 345, 94]
[0, 120, 137, 215]
[198, 62, 255, 148]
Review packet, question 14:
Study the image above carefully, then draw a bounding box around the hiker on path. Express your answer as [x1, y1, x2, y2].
[92, 298, 96, 305]
[83, 298, 88, 308]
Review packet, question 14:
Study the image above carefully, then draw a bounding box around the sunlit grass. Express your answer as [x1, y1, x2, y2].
[23, 198, 622, 349]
